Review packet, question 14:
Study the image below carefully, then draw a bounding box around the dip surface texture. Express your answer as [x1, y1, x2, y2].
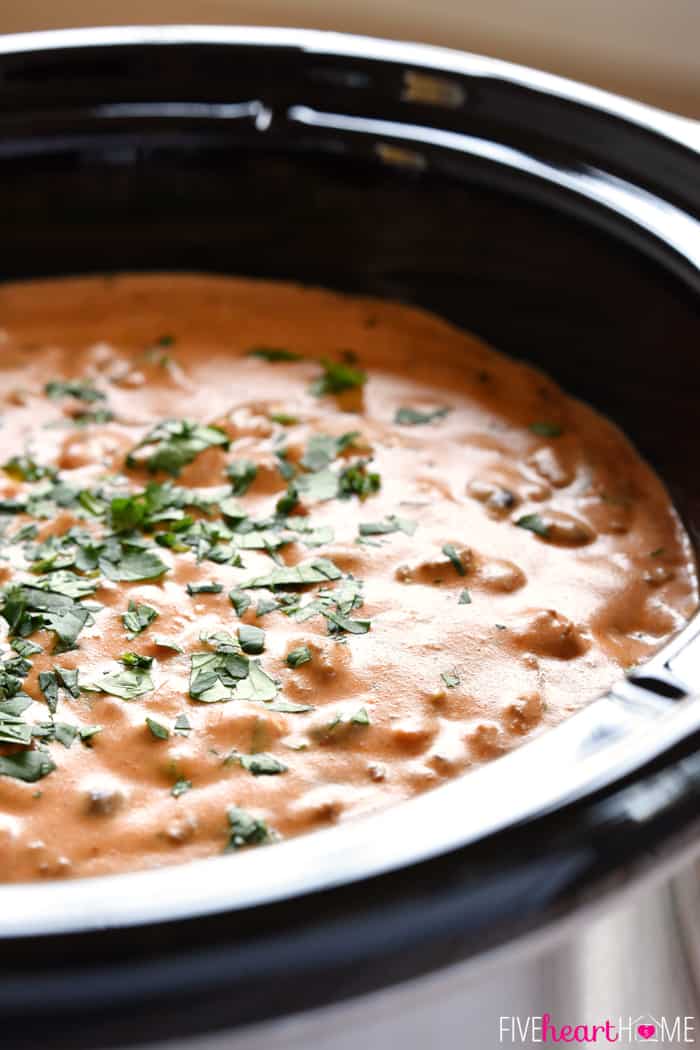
[0, 274, 695, 881]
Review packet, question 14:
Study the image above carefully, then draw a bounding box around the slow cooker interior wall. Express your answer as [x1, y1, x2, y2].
[1, 144, 698, 548]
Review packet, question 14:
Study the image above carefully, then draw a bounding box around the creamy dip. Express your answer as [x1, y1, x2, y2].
[0, 274, 695, 882]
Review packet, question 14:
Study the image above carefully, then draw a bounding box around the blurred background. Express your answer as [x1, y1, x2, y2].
[1, 0, 698, 118]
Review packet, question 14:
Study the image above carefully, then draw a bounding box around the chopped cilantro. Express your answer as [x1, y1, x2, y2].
[3, 455, 55, 483]
[100, 544, 168, 582]
[295, 468, 339, 502]
[458, 588, 472, 605]
[238, 624, 265, 655]
[248, 347, 302, 362]
[120, 652, 153, 670]
[529, 422, 563, 437]
[226, 459, 258, 496]
[338, 460, 380, 500]
[359, 516, 416, 537]
[146, 717, 170, 740]
[239, 753, 288, 775]
[310, 358, 367, 397]
[122, 601, 159, 638]
[226, 805, 275, 849]
[441, 671, 460, 688]
[301, 432, 359, 472]
[229, 589, 251, 617]
[126, 419, 230, 476]
[186, 581, 223, 596]
[270, 413, 298, 427]
[82, 662, 154, 700]
[45, 379, 105, 403]
[395, 406, 449, 425]
[0, 750, 55, 783]
[286, 645, 312, 668]
[171, 778, 192, 798]
[515, 513, 550, 538]
[241, 558, 342, 589]
[268, 698, 314, 713]
[442, 543, 466, 576]
[152, 635, 184, 653]
[174, 713, 191, 735]
[11, 638, 42, 657]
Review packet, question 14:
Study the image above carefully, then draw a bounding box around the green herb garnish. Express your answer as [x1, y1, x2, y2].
[248, 347, 302, 362]
[394, 406, 449, 425]
[310, 358, 367, 397]
[0, 750, 56, 783]
[286, 645, 312, 668]
[171, 778, 192, 797]
[186, 581, 223, 596]
[442, 543, 466, 576]
[240, 558, 342, 590]
[122, 601, 159, 638]
[515, 513, 550, 537]
[226, 459, 258, 496]
[529, 422, 563, 437]
[126, 419, 230, 476]
[338, 461, 380, 500]
[238, 624, 265, 655]
[239, 753, 288, 776]
[45, 379, 105, 403]
[146, 717, 170, 740]
[226, 805, 275, 850]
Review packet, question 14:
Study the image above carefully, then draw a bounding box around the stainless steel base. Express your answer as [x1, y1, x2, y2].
[132, 857, 700, 1050]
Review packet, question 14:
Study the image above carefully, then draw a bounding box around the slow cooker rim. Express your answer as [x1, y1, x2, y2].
[0, 24, 697, 948]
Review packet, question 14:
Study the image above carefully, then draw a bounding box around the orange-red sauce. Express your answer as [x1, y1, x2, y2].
[0, 274, 695, 881]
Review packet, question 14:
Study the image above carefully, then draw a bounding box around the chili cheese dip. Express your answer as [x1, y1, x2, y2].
[0, 274, 695, 882]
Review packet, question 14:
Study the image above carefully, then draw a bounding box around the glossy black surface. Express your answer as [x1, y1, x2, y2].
[0, 28, 698, 1049]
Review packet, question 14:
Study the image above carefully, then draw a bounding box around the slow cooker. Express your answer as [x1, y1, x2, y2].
[0, 26, 699, 1050]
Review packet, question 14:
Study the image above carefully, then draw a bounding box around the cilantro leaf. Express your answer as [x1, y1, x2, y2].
[82, 663, 154, 700]
[394, 406, 449, 425]
[300, 432, 359, 473]
[286, 645, 312, 668]
[338, 460, 380, 500]
[226, 806, 275, 850]
[248, 347, 302, 362]
[529, 422, 563, 437]
[0, 750, 56, 783]
[226, 459, 258, 496]
[515, 513, 550, 538]
[238, 624, 265, 655]
[100, 545, 168, 582]
[146, 717, 170, 740]
[310, 358, 366, 397]
[126, 419, 230, 476]
[122, 601, 159, 638]
[442, 543, 467, 576]
[295, 469, 339, 503]
[186, 581, 223, 596]
[240, 558, 342, 589]
[239, 753, 288, 775]
[45, 379, 105, 403]
[359, 516, 417, 537]
[229, 589, 251, 617]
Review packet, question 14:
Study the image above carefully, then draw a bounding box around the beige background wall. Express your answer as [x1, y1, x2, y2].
[1, 0, 698, 117]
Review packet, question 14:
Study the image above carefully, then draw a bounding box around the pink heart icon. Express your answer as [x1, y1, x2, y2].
[637, 1025, 655, 1040]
